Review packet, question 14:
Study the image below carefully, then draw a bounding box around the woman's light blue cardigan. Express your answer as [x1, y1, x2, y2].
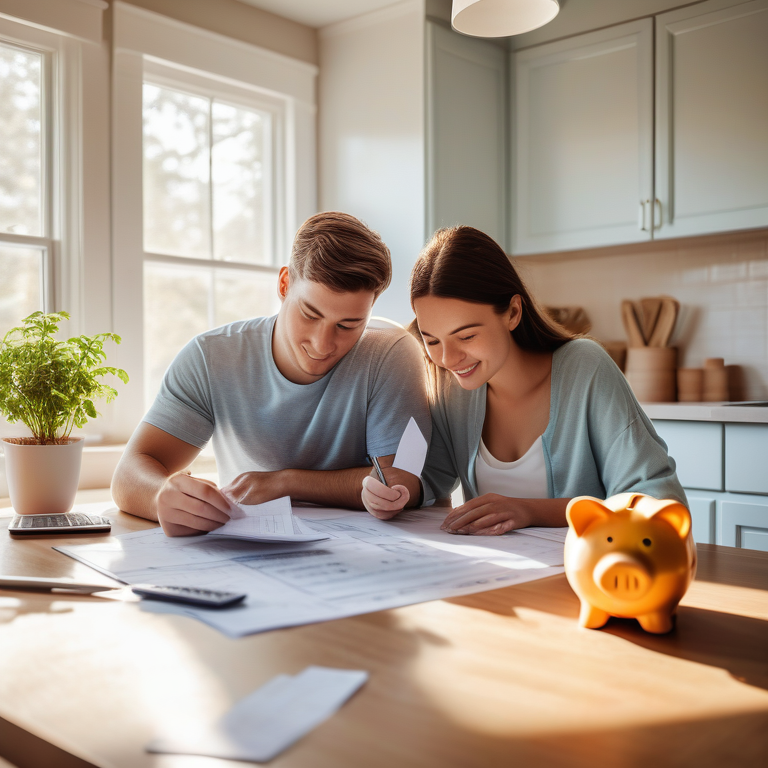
[422, 338, 687, 507]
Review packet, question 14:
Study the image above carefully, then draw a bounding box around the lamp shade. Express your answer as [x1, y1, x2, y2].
[452, 0, 560, 37]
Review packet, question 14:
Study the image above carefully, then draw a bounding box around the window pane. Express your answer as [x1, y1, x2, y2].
[143, 84, 211, 258]
[214, 269, 279, 326]
[0, 44, 42, 237]
[144, 262, 280, 408]
[212, 102, 272, 265]
[144, 262, 210, 406]
[0, 246, 42, 337]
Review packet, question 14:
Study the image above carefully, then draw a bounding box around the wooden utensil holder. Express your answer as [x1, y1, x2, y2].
[703, 358, 728, 401]
[677, 368, 704, 402]
[625, 347, 677, 402]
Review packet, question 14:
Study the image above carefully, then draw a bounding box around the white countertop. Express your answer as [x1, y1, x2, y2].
[641, 402, 768, 423]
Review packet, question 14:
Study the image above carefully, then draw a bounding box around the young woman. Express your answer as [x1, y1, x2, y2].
[361, 226, 686, 535]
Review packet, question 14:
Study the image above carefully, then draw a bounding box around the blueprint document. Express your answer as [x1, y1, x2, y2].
[57, 506, 565, 638]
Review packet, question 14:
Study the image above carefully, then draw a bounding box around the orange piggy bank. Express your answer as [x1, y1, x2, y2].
[564, 493, 696, 634]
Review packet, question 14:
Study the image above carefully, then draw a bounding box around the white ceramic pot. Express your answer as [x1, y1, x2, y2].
[2, 437, 84, 515]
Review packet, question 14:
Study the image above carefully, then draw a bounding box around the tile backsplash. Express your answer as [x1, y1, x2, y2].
[515, 228, 768, 400]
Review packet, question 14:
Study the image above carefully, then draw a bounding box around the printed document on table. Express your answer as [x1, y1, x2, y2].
[56, 503, 565, 638]
[514, 526, 569, 543]
[212, 496, 329, 543]
[148, 666, 367, 762]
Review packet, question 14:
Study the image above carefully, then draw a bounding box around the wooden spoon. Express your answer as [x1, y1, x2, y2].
[621, 300, 646, 347]
[639, 297, 663, 344]
[648, 296, 680, 347]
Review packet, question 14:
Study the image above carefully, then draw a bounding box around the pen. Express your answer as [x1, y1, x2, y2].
[368, 455, 389, 487]
[0, 575, 119, 594]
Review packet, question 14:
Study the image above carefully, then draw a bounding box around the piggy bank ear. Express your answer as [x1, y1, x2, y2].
[648, 500, 692, 539]
[566, 497, 612, 537]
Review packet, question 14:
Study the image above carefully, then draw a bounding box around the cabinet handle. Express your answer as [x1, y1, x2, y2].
[638, 200, 650, 231]
[653, 198, 662, 231]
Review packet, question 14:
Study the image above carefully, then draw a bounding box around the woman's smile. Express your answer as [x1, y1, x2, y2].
[452, 362, 479, 377]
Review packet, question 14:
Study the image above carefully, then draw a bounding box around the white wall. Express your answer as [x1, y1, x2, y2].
[319, 1, 426, 325]
[517, 227, 768, 400]
[114, 0, 319, 65]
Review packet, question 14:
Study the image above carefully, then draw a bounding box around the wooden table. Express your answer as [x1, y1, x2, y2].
[1, 498, 767, 768]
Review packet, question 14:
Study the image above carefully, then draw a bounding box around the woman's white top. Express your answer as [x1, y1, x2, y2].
[474, 435, 549, 499]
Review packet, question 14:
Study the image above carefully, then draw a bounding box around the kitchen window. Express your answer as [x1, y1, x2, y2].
[0, 38, 51, 336]
[111, 2, 317, 440]
[141, 69, 284, 406]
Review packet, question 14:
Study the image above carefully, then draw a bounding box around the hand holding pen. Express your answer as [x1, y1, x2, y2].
[369, 455, 388, 487]
[362, 455, 410, 520]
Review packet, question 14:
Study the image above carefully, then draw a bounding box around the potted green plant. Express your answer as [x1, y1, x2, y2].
[0, 311, 128, 515]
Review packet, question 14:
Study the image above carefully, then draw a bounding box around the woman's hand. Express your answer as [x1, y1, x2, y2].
[361, 474, 410, 520]
[440, 494, 533, 536]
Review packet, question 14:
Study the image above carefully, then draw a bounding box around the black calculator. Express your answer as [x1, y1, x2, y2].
[131, 584, 246, 608]
[9, 512, 112, 535]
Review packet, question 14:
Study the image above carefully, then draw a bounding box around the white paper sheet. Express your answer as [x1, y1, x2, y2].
[392, 416, 428, 476]
[56, 504, 565, 638]
[211, 496, 330, 543]
[514, 526, 569, 543]
[147, 666, 368, 762]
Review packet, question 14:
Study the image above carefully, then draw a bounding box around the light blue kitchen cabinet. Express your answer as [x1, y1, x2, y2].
[654, 0, 768, 239]
[511, 19, 654, 254]
[685, 495, 717, 545]
[652, 420, 724, 491]
[426, 20, 507, 247]
[652, 417, 768, 550]
[510, 0, 768, 254]
[720, 498, 768, 552]
[725, 423, 768, 495]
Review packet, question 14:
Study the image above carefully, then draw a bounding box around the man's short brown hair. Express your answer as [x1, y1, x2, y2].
[289, 211, 391, 297]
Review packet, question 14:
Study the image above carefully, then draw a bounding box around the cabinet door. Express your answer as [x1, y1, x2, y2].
[686, 495, 717, 545]
[651, 420, 724, 491]
[655, 0, 768, 238]
[426, 21, 507, 247]
[720, 499, 768, 551]
[511, 19, 653, 254]
[725, 423, 768, 495]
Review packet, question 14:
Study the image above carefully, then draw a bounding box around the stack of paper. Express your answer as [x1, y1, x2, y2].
[56, 419, 566, 638]
[212, 496, 329, 543]
[147, 666, 368, 762]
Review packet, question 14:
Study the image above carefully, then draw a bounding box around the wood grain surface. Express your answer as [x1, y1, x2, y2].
[0, 499, 766, 768]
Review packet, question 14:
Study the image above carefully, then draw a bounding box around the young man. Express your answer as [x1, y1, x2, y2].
[112, 212, 430, 537]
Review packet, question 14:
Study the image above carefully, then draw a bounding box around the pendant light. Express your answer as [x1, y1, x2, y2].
[452, 0, 560, 37]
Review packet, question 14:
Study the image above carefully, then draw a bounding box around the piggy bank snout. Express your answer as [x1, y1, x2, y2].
[593, 552, 652, 600]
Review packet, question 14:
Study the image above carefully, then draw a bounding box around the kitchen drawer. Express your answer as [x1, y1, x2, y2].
[725, 423, 768, 494]
[719, 500, 768, 551]
[652, 420, 723, 491]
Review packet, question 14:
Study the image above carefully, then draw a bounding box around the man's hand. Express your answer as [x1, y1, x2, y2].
[361, 466, 416, 520]
[221, 471, 286, 506]
[155, 473, 234, 537]
[440, 494, 533, 536]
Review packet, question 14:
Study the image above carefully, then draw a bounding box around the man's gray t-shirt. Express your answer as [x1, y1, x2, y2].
[143, 315, 431, 486]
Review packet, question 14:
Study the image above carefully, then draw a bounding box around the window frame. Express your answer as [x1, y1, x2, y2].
[140, 63, 290, 407]
[141, 59, 289, 271]
[111, 1, 317, 440]
[0, 12, 105, 444]
[0, 20, 69, 323]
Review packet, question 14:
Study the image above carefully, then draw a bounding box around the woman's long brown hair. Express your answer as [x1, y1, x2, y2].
[410, 226, 573, 356]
